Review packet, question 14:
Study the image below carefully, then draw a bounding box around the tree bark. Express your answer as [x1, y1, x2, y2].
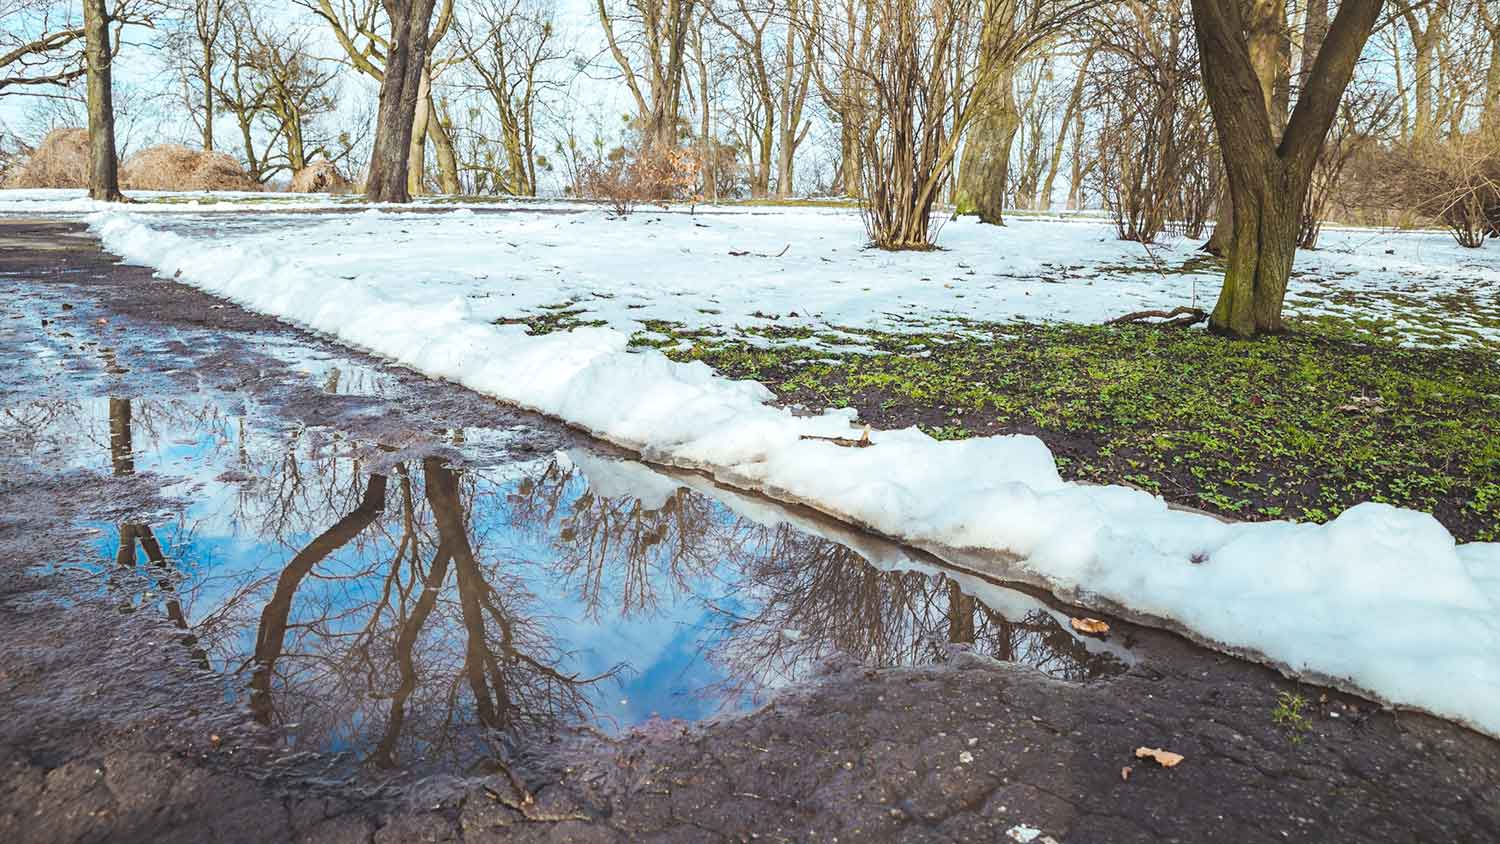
[367, 0, 439, 203]
[406, 70, 431, 196]
[955, 67, 1019, 225]
[430, 95, 460, 194]
[1480, 2, 1500, 133]
[201, 39, 215, 152]
[82, 0, 122, 201]
[1192, 0, 1385, 337]
[1297, 0, 1328, 92]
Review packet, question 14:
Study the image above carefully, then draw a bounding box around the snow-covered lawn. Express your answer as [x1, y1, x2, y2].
[4, 191, 1498, 740]
[6, 188, 1499, 348]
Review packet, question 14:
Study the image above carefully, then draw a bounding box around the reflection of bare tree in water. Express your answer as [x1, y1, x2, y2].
[107, 397, 206, 666]
[234, 449, 609, 770]
[249, 471, 390, 724]
[503, 462, 721, 620]
[501, 460, 1121, 708]
[706, 524, 1126, 699]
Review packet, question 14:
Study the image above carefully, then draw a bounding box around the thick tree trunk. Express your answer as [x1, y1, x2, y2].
[775, 130, 797, 199]
[840, 120, 862, 197]
[366, 0, 439, 203]
[1212, 162, 1304, 335]
[82, 0, 122, 201]
[1298, 0, 1329, 91]
[955, 70, 1019, 225]
[1203, 181, 1232, 254]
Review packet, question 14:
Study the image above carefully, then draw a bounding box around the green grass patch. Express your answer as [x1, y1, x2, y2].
[639, 315, 1500, 542]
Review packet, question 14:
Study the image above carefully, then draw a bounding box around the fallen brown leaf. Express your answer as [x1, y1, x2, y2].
[1134, 747, 1184, 768]
[1120, 766, 1132, 781]
[1069, 617, 1110, 636]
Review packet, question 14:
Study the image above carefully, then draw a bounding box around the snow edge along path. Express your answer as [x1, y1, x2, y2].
[90, 210, 1500, 738]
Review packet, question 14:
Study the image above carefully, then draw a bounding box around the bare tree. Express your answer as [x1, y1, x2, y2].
[455, 0, 564, 195]
[165, 0, 227, 151]
[708, 0, 816, 197]
[83, 0, 122, 199]
[301, 0, 457, 197]
[595, 0, 697, 150]
[216, 9, 345, 182]
[816, 0, 1092, 247]
[1, 0, 88, 94]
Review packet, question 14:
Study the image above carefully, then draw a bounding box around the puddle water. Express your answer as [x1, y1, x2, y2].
[4, 389, 1131, 778]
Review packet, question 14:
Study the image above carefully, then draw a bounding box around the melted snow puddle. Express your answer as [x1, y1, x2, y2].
[8, 391, 1132, 777]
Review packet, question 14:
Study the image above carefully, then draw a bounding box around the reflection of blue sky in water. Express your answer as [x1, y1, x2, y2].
[42, 393, 1124, 771]
[83, 407, 766, 732]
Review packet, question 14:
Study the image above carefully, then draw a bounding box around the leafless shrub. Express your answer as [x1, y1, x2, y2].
[1374, 133, 1500, 248]
[814, 0, 1095, 249]
[1297, 80, 1399, 249]
[120, 144, 262, 191]
[3, 126, 88, 187]
[1089, 0, 1216, 243]
[574, 143, 700, 216]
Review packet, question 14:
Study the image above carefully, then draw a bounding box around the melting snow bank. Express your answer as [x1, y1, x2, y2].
[89, 210, 1500, 737]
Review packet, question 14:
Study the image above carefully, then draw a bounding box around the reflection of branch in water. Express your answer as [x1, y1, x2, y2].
[426, 457, 616, 738]
[504, 464, 720, 621]
[706, 524, 1125, 700]
[106, 398, 207, 666]
[250, 472, 389, 724]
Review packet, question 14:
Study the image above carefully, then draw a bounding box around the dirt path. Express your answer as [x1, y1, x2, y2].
[0, 218, 1496, 843]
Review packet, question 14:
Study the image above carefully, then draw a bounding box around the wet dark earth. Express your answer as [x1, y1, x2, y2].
[1, 218, 1498, 843]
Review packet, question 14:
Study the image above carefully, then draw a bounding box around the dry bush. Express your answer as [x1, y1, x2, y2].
[1375, 133, 1500, 248]
[574, 143, 700, 215]
[4, 127, 89, 188]
[121, 144, 262, 192]
[288, 158, 353, 193]
[1297, 81, 1399, 248]
[1091, 0, 1217, 244]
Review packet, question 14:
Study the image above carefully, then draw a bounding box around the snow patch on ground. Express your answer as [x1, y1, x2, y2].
[83, 207, 1500, 739]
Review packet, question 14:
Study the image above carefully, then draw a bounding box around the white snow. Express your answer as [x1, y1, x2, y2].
[36, 203, 1500, 739]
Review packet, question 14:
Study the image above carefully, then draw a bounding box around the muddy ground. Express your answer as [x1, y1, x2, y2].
[0, 218, 1497, 843]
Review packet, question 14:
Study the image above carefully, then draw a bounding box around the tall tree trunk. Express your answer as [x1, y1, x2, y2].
[1298, 0, 1329, 92]
[1481, 6, 1500, 133]
[1487, 36, 1500, 133]
[955, 67, 1019, 225]
[1205, 0, 1287, 255]
[367, 0, 439, 203]
[82, 0, 122, 201]
[406, 71, 431, 196]
[840, 119, 862, 197]
[1066, 104, 1086, 209]
[429, 94, 460, 194]
[201, 41, 215, 152]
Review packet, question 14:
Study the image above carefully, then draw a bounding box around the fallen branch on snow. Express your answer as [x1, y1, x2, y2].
[800, 426, 873, 448]
[728, 244, 791, 258]
[1105, 306, 1208, 328]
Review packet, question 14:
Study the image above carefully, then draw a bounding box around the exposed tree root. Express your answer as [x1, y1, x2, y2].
[1106, 306, 1208, 328]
